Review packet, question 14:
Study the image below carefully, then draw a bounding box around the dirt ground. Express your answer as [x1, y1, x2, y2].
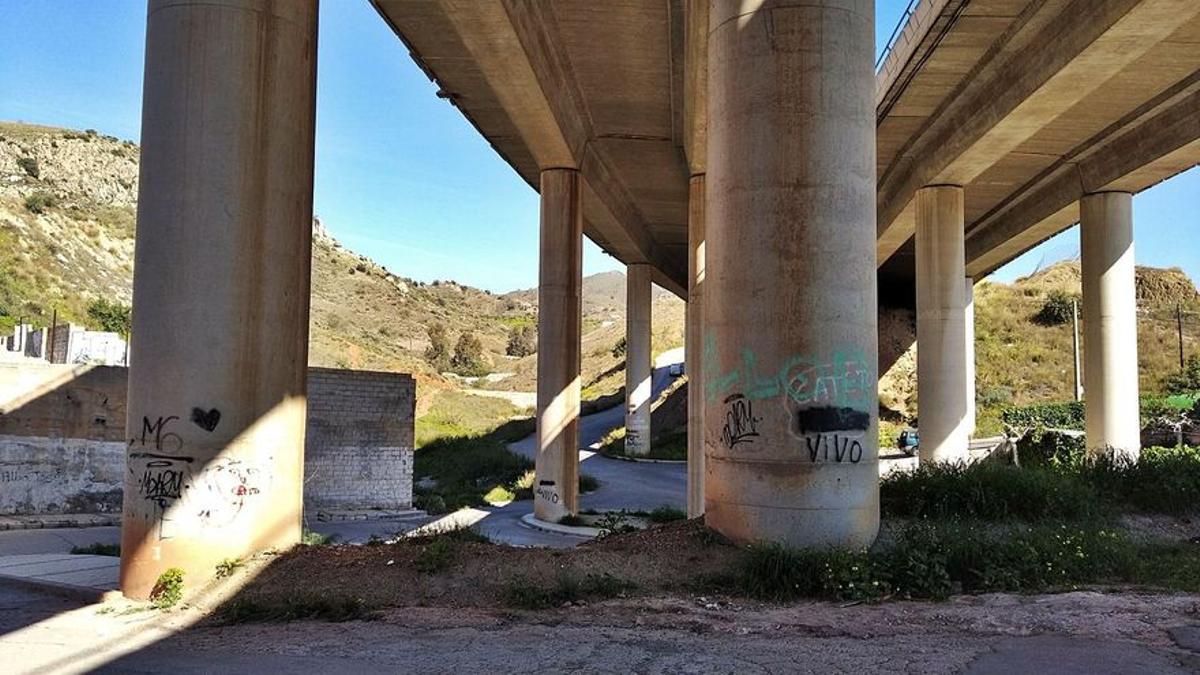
[85, 589, 1200, 673]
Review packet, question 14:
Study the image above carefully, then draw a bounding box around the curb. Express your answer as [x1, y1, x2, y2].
[0, 515, 121, 531]
[519, 513, 601, 538]
[596, 452, 687, 465]
[0, 571, 118, 603]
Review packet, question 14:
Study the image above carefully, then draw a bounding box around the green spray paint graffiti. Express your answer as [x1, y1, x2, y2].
[703, 334, 875, 411]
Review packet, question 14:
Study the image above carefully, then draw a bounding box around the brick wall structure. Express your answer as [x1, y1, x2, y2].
[0, 363, 416, 515]
[304, 367, 416, 512]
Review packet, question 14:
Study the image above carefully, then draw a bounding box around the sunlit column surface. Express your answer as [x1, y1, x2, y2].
[534, 169, 583, 521]
[120, 0, 318, 599]
[916, 185, 970, 464]
[686, 174, 706, 518]
[965, 276, 976, 437]
[704, 0, 879, 548]
[1081, 191, 1140, 461]
[624, 264, 653, 455]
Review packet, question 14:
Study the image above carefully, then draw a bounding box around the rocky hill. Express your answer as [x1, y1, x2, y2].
[878, 260, 1200, 432]
[0, 121, 685, 404]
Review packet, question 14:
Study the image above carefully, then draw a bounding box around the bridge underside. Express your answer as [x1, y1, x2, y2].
[374, 0, 1200, 307]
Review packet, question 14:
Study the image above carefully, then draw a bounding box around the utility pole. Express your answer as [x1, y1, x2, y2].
[1178, 303, 1186, 372]
[1072, 300, 1083, 401]
[49, 308, 57, 363]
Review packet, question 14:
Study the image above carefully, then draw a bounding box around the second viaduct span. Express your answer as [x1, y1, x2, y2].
[115, 0, 1200, 596]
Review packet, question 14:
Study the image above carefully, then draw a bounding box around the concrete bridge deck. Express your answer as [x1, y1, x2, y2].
[372, 0, 1200, 301]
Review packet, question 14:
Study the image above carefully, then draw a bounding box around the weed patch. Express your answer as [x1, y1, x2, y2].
[70, 543, 119, 557]
[502, 572, 636, 610]
[149, 568, 184, 610]
[220, 595, 379, 623]
[737, 521, 1200, 603]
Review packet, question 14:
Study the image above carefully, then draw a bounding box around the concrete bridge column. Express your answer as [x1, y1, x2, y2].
[686, 174, 706, 518]
[916, 185, 969, 464]
[120, 0, 318, 599]
[534, 168, 583, 521]
[705, 0, 879, 548]
[624, 264, 653, 456]
[1081, 191, 1140, 461]
[965, 277, 976, 437]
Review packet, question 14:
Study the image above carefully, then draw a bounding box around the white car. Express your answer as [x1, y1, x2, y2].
[668, 363, 684, 377]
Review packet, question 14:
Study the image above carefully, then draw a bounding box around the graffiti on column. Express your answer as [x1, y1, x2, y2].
[191, 457, 263, 527]
[720, 394, 761, 448]
[624, 427, 647, 454]
[190, 407, 221, 432]
[127, 408, 265, 538]
[128, 415, 189, 539]
[535, 479, 560, 505]
[704, 336, 874, 463]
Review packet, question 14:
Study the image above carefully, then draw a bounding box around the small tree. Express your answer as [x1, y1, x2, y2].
[450, 330, 489, 376]
[1165, 354, 1200, 395]
[424, 323, 451, 372]
[86, 298, 131, 337]
[506, 324, 536, 357]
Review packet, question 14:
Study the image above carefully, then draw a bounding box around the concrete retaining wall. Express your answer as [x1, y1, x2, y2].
[0, 363, 415, 515]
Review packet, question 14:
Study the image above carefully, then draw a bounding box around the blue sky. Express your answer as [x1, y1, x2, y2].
[0, 1, 1195, 291]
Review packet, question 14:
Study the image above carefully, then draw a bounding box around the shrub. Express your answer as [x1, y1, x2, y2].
[24, 191, 56, 214]
[1033, 290, 1076, 326]
[1001, 401, 1085, 430]
[1079, 446, 1200, 514]
[611, 336, 626, 359]
[1164, 354, 1200, 395]
[880, 460, 1102, 521]
[86, 298, 131, 337]
[1015, 428, 1087, 469]
[16, 157, 39, 178]
[506, 324, 536, 357]
[149, 568, 185, 609]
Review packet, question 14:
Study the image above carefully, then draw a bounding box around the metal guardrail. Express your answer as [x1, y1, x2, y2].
[876, 0, 921, 72]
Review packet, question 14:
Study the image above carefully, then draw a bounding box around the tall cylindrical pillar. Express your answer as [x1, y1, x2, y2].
[965, 277, 976, 438]
[1081, 191, 1140, 461]
[624, 264, 653, 455]
[705, 0, 878, 548]
[686, 174, 706, 518]
[534, 169, 583, 521]
[915, 185, 969, 463]
[121, 0, 318, 599]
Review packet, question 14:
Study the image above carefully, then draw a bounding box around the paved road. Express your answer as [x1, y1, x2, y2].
[470, 349, 687, 545]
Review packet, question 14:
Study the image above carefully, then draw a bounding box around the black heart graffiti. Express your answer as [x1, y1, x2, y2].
[190, 407, 221, 432]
